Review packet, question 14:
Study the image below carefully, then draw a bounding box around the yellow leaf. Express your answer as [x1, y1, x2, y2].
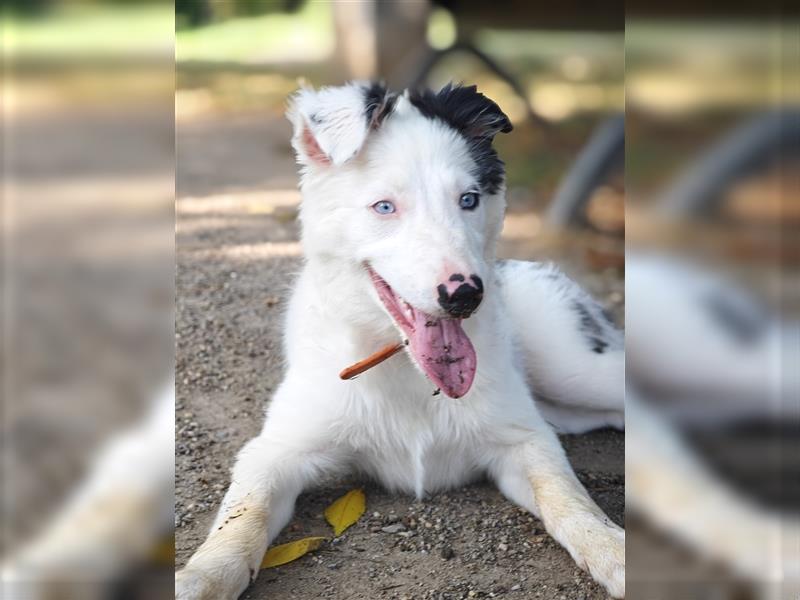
[324, 488, 366, 536]
[260, 537, 327, 569]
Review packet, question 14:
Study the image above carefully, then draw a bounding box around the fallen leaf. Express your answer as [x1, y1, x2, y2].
[324, 489, 366, 536]
[260, 537, 326, 569]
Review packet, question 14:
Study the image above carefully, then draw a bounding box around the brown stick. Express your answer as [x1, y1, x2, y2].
[339, 342, 405, 380]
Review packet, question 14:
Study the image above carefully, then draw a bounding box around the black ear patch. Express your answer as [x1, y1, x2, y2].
[363, 82, 397, 130]
[409, 83, 512, 195]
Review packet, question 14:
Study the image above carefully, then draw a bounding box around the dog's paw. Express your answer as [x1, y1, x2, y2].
[567, 518, 625, 598]
[176, 567, 226, 600]
[591, 526, 625, 598]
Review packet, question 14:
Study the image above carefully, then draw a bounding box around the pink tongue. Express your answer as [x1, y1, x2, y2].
[407, 311, 477, 398]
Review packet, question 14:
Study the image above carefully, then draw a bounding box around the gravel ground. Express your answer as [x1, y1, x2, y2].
[176, 113, 624, 599]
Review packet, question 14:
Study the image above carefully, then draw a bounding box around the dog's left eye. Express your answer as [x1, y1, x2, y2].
[372, 200, 396, 215]
[459, 192, 480, 211]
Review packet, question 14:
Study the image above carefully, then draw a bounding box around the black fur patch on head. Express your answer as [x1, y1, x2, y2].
[363, 82, 397, 130]
[408, 83, 512, 195]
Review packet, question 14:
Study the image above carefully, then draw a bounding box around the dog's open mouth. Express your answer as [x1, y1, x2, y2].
[367, 267, 477, 399]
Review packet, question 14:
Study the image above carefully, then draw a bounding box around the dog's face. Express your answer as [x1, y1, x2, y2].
[288, 82, 512, 397]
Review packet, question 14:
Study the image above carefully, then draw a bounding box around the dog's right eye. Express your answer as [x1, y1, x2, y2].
[372, 200, 396, 215]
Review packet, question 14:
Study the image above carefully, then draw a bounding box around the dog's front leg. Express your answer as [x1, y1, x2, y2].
[492, 426, 625, 598]
[176, 432, 339, 600]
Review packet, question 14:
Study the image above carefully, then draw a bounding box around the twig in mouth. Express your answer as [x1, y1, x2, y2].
[339, 342, 405, 380]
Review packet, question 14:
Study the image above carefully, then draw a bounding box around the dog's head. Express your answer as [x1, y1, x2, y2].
[288, 82, 512, 397]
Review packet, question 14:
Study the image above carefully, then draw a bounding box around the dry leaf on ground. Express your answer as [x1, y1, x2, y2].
[260, 536, 327, 569]
[324, 488, 366, 536]
[260, 488, 365, 569]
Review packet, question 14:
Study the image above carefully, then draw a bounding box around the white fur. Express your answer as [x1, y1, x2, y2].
[176, 83, 626, 599]
[499, 260, 625, 432]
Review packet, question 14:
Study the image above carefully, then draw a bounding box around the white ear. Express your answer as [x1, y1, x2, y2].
[288, 82, 395, 167]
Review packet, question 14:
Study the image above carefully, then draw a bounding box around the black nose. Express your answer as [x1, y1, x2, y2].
[437, 274, 484, 318]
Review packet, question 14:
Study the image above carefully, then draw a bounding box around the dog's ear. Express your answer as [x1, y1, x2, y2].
[408, 83, 513, 142]
[288, 82, 396, 167]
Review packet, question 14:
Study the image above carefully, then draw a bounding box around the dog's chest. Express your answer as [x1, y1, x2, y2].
[345, 375, 487, 497]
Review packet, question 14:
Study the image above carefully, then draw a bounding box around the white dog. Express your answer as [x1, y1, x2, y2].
[176, 82, 626, 599]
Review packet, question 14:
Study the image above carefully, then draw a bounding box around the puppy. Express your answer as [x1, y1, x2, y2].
[176, 82, 625, 599]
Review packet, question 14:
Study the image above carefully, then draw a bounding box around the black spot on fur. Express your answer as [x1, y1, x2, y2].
[591, 339, 608, 354]
[449, 273, 465, 282]
[408, 83, 512, 195]
[572, 301, 609, 354]
[363, 82, 397, 129]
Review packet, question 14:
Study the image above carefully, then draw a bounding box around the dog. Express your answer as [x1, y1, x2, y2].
[175, 82, 626, 599]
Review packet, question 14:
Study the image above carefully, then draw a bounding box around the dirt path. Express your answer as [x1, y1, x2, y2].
[176, 113, 624, 599]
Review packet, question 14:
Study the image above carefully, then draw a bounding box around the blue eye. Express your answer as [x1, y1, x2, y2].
[459, 192, 480, 210]
[372, 200, 396, 215]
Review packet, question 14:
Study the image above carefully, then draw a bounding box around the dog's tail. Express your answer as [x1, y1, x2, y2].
[496, 259, 624, 433]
